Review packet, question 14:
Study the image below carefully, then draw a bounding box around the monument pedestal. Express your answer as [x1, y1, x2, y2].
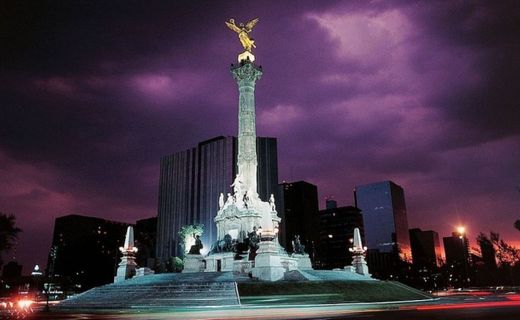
[238, 51, 255, 63]
[204, 252, 235, 272]
[292, 253, 313, 270]
[252, 240, 286, 281]
[114, 255, 137, 283]
[183, 254, 206, 273]
[352, 254, 370, 276]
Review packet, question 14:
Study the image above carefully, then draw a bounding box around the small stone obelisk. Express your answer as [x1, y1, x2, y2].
[349, 227, 370, 276]
[114, 226, 138, 283]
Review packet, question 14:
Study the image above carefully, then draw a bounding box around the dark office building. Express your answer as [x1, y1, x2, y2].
[2, 261, 22, 279]
[156, 136, 278, 261]
[277, 181, 319, 259]
[134, 217, 157, 268]
[316, 201, 364, 270]
[355, 181, 411, 259]
[409, 228, 442, 271]
[443, 230, 471, 286]
[46, 214, 129, 290]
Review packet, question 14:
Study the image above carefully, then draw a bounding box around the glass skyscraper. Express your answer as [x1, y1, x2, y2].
[354, 181, 411, 261]
[156, 136, 278, 261]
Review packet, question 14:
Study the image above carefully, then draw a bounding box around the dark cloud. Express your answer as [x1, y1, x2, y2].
[1, 0, 519, 270]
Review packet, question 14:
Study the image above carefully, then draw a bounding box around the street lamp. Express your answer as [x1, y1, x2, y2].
[457, 226, 465, 238]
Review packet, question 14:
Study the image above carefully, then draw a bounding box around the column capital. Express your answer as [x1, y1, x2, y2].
[231, 62, 263, 84]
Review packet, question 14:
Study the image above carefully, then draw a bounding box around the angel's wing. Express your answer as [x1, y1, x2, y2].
[225, 20, 241, 33]
[245, 18, 259, 32]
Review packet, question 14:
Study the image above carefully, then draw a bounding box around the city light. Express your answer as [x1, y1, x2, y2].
[17, 299, 33, 309]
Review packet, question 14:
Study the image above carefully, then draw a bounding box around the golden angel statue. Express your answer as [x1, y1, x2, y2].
[225, 18, 259, 52]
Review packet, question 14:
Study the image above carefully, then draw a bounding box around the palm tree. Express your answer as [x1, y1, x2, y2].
[0, 212, 22, 267]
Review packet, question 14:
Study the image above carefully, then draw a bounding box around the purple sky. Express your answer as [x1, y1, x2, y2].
[1, 1, 519, 272]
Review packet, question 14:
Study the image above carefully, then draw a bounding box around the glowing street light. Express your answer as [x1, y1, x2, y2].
[457, 226, 466, 239]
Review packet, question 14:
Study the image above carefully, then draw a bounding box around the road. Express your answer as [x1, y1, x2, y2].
[24, 293, 520, 320]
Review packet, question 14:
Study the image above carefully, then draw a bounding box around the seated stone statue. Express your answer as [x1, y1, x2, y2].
[248, 226, 260, 250]
[221, 234, 234, 252]
[188, 234, 203, 254]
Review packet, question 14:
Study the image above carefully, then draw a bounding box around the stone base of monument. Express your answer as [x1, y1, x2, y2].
[291, 253, 313, 270]
[280, 255, 298, 271]
[352, 255, 371, 276]
[251, 240, 286, 281]
[58, 272, 240, 310]
[113, 256, 137, 283]
[204, 252, 235, 272]
[344, 265, 356, 273]
[233, 260, 254, 275]
[57, 270, 433, 312]
[135, 267, 155, 277]
[183, 254, 206, 273]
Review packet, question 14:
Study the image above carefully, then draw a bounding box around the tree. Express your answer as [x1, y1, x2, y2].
[0, 212, 22, 267]
[515, 220, 520, 232]
[489, 232, 520, 267]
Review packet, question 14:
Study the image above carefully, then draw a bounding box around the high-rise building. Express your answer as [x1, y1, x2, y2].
[443, 229, 471, 286]
[1, 261, 22, 278]
[354, 181, 411, 279]
[46, 215, 129, 289]
[316, 202, 364, 270]
[156, 136, 278, 261]
[354, 181, 411, 259]
[277, 181, 319, 258]
[409, 228, 442, 271]
[134, 217, 157, 268]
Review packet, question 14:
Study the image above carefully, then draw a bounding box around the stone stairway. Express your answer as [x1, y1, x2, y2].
[299, 269, 376, 281]
[58, 272, 240, 310]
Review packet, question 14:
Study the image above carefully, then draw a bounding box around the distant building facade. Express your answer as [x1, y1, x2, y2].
[409, 228, 442, 271]
[134, 217, 157, 268]
[354, 181, 411, 278]
[156, 136, 278, 261]
[2, 261, 22, 279]
[46, 214, 129, 290]
[316, 201, 364, 270]
[443, 230, 471, 286]
[277, 181, 319, 259]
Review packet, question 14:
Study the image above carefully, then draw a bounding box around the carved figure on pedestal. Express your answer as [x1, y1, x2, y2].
[224, 193, 234, 207]
[225, 18, 259, 52]
[211, 234, 235, 254]
[269, 194, 276, 211]
[243, 191, 250, 209]
[292, 235, 306, 254]
[219, 193, 225, 209]
[231, 174, 244, 196]
[188, 234, 203, 255]
[247, 226, 260, 260]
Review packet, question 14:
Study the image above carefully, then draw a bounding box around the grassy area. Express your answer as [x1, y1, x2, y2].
[237, 280, 432, 305]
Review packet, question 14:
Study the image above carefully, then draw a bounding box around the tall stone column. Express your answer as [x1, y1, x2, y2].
[231, 62, 263, 198]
